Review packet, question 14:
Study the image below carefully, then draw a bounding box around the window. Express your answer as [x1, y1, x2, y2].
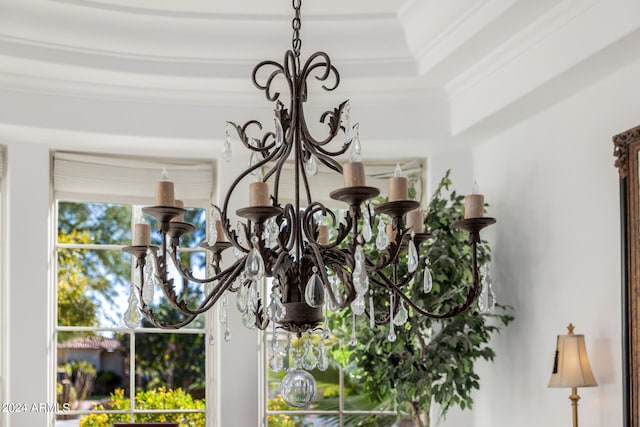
[52, 152, 215, 426]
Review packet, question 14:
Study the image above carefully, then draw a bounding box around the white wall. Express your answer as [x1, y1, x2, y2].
[2, 141, 51, 427]
[438, 57, 640, 427]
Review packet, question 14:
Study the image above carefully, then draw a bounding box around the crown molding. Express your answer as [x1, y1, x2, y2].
[445, 0, 640, 134]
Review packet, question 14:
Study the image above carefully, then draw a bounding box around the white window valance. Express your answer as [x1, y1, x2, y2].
[53, 151, 215, 207]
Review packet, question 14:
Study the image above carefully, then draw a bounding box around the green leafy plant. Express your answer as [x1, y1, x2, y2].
[79, 387, 205, 427]
[332, 170, 513, 427]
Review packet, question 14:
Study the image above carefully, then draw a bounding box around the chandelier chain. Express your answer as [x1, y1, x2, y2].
[291, 0, 302, 57]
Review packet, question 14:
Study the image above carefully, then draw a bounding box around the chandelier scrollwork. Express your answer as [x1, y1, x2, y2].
[122, 0, 495, 408]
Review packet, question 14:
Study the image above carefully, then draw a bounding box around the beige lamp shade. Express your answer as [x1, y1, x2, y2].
[548, 331, 597, 388]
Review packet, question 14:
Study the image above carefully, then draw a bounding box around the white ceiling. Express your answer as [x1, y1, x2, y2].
[0, 0, 639, 157]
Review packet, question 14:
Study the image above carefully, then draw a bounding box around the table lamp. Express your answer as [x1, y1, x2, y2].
[548, 323, 597, 427]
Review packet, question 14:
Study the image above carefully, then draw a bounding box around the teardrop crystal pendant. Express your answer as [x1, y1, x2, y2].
[245, 247, 265, 281]
[407, 238, 419, 273]
[124, 291, 140, 329]
[305, 268, 325, 308]
[393, 299, 409, 326]
[317, 341, 329, 371]
[224, 324, 232, 342]
[305, 155, 318, 176]
[141, 280, 154, 306]
[223, 122, 232, 162]
[362, 208, 372, 243]
[236, 283, 248, 313]
[219, 294, 228, 324]
[376, 220, 388, 250]
[423, 261, 433, 294]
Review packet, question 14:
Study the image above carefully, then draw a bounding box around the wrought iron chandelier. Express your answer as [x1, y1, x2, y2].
[123, 0, 495, 408]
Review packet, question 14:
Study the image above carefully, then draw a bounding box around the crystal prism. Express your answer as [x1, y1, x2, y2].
[302, 338, 316, 370]
[223, 124, 232, 163]
[362, 208, 372, 242]
[351, 294, 366, 316]
[343, 102, 353, 143]
[274, 118, 284, 147]
[349, 311, 358, 346]
[376, 220, 388, 250]
[349, 123, 362, 162]
[224, 325, 231, 342]
[236, 283, 248, 313]
[317, 341, 329, 371]
[270, 340, 285, 372]
[407, 239, 419, 273]
[268, 285, 286, 322]
[369, 295, 375, 328]
[208, 209, 219, 245]
[242, 309, 257, 329]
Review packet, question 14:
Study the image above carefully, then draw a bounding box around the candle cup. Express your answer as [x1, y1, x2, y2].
[386, 223, 397, 242]
[406, 209, 424, 233]
[133, 223, 151, 246]
[464, 194, 485, 219]
[342, 161, 366, 187]
[216, 220, 226, 242]
[388, 176, 408, 201]
[317, 225, 329, 245]
[156, 181, 175, 207]
[172, 199, 185, 222]
[249, 182, 271, 207]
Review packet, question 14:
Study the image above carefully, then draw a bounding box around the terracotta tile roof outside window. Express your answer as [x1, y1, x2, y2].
[58, 336, 123, 351]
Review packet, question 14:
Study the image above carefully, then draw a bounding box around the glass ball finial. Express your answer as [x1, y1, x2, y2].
[280, 368, 317, 408]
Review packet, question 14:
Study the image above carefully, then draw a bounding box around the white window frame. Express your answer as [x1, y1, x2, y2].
[52, 198, 213, 425]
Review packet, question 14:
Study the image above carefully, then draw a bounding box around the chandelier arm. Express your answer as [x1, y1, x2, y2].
[301, 141, 344, 174]
[386, 241, 482, 320]
[156, 260, 243, 317]
[292, 136, 313, 206]
[277, 204, 297, 253]
[263, 142, 291, 188]
[299, 99, 346, 148]
[166, 247, 243, 284]
[228, 121, 275, 154]
[139, 306, 200, 330]
[252, 60, 287, 102]
[300, 52, 340, 92]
